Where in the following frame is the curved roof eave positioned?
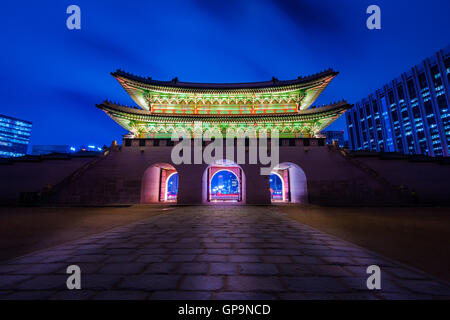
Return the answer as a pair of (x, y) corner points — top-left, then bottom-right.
(96, 101), (351, 122)
(111, 69), (338, 91)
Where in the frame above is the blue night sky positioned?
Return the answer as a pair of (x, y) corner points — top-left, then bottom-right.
(0, 0), (449, 148)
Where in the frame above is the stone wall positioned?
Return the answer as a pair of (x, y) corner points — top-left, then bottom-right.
(7, 141), (445, 206)
(49, 142), (407, 206)
(355, 157), (450, 205)
(0, 157), (95, 205)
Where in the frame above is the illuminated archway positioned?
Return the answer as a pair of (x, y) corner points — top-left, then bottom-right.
(202, 159), (245, 203)
(270, 162), (308, 204)
(141, 163), (178, 203)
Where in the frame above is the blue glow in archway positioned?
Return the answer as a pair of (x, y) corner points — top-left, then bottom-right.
(269, 173), (284, 201)
(165, 172), (178, 201)
(210, 170), (240, 201)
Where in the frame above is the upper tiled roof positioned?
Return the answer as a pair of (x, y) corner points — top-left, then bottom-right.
(111, 69), (338, 90)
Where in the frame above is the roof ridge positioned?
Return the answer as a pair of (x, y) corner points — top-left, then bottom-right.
(111, 69), (338, 89)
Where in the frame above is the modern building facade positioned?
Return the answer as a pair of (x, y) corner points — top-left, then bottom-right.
(346, 46), (450, 156)
(0, 114), (32, 158)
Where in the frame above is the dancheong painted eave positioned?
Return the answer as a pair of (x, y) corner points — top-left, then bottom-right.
(111, 69), (339, 112)
(96, 100), (351, 138)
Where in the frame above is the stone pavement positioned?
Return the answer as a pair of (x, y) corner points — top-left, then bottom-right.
(0, 206), (449, 300)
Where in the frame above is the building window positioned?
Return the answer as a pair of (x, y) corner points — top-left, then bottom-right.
(418, 72), (428, 89)
(407, 79), (417, 99)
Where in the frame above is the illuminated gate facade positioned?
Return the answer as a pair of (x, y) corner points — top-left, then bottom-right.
(95, 68), (351, 205)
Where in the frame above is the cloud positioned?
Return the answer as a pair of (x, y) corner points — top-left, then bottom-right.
(192, 0), (243, 22)
(66, 31), (162, 75)
(53, 87), (101, 109)
(268, 0), (347, 36)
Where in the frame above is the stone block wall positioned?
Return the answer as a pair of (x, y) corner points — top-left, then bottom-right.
(49, 141), (406, 206)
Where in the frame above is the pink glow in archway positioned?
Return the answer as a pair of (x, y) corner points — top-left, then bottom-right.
(141, 163), (178, 203)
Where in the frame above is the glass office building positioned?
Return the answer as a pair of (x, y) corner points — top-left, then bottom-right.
(346, 46), (450, 157)
(0, 114), (32, 158)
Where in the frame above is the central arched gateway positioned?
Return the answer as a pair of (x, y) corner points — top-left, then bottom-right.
(203, 160), (245, 203)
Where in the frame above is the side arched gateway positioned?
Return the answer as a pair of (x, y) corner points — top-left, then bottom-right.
(141, 163), (178, 203)
(270, 162), (308, 204)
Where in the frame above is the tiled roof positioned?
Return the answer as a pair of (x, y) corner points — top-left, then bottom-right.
(111, 69), (338, 90)
(97, 101), (351, 122)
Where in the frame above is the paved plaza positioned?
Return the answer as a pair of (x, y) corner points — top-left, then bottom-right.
(0, 206), (449, 300)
